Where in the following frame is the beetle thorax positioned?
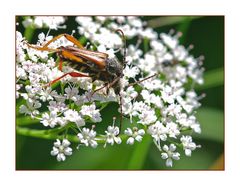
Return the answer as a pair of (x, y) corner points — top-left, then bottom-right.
(106, 58), (123, 77)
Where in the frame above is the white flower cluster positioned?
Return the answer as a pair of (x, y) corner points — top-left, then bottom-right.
(22, 16), (66, 30)
(16, 16), (203, 167)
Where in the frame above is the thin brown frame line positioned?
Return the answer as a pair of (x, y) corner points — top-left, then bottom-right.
(15, 15), (225, 171)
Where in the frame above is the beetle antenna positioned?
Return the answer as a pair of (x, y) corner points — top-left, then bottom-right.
(116, 29), (127, 67)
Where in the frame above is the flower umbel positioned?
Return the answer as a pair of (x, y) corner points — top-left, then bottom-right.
(16, 16), (204, 167)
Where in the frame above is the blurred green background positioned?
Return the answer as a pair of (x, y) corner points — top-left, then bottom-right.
(16, 16), (224, 170)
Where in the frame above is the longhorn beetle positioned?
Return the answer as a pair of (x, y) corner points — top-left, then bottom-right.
(26, 30), (156, 132)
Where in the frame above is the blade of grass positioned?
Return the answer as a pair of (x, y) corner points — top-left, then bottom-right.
(195, 68), (224, 90)
(194, 107), (224, 142)
(177, 17), (192, 43)
(127, 135), (152, 169)
(147, 16), (202, 28)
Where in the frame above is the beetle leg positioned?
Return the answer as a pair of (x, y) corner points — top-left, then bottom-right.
(26, 33), (85, 52)
(127, 73), (157, 87)
(58, 58), (63, 71)
(47, 72), (89, 86)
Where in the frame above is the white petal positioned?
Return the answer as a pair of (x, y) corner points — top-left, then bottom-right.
(114, 137), (122, 144)
(107, 126), (114, 133)
(54, 139), (61, 147)
(89, 130), (97, 138)
(62, 139), (71, 147)
(161, 153), (168, 159)
(162, 145), (169, 152)
(64, 147), (72, 156)
(185, 149), (192, 157)
(126, 137), (134, 145)
(135, 135), (143, 142)
(172, 152), (180, 160)
(188, 142), (197, 150)
(90, 140), (98, 148)
(138, 129), (145, 136)
(160, 134), (167, 141)
(57, 153), (66, 161)
(169, 144), (176, 151)
(113, 127), (120, 135)
(166, 158), (173, 167)
(50, 147), (59, 156)
(124, 128), (133, 136)
(107, 137), (114, 145)
(77, 133), (84, 140)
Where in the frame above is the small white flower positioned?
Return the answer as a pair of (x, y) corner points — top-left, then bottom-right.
(64, 109), (85, 127)
(51, 139), (72, 161)
(48, 100), (67, 113)
(40, 111), (63, 128)
(77, 128), (98, 148)
(138, 109), (157, 125)
(148, 121), (167, 148)
(188, 115), (201, 133)
(104, 126), (122, 147)
(80, 103), (102, 122)
(139, 27), (158, 40)
(166, 122), (180, 138)
(161, 144), (180, 167)
(163, 103), (182, 117)
(121, 86), (138, 103)
(16, 66), (27, 80)
(180, 135), (201, 156)
(124, 127), (145, 145)
(126, 45), (143, 64)
(176, 114), (201, 133)
(160, 33), (179, 49)
(39, 87), (56, 102)
(161, 85), (176, 104)
(65, 87), (79, 101)
(140, 89), (162, 108)
(123, 66), (140, 79)
(139, 78), (163, 91)
(34, 16), (66, 30)
(19, 99), (41, 117)
(138, 54), (156, 74)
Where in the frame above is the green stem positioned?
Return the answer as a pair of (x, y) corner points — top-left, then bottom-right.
(16, 126), (128, 143)
(16, 126), (70, 141)
(16, 116), (40, 126)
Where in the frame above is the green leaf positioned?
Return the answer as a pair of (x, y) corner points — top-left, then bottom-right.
(143, 37), (149, 53)
(194, 107), (224, 142)
(127, 135), (152, 169)
(177, 17), (192, 43)
(24, 26), (35, 42)
(196, 68), (224, 90)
